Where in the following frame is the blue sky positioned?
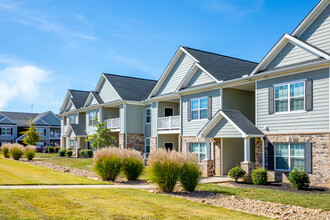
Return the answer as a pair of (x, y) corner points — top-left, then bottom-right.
(0, 0), (319, 113)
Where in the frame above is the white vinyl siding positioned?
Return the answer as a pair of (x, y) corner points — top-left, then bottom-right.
(186, 69), (215, 88)
(126, 104), (144, 134)
(299, 4), (330, 54)
(151, 102), (158, 136)
(206, 118), (242, 138)
(256, 68), (329, 133)
(156, 53), (194, 96)
(97, 78), (121, 103)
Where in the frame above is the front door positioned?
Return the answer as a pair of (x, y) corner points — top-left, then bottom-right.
(165, 143), (173, 151)
(165, 108), (174, 117)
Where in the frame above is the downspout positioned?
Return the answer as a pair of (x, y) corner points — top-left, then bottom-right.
(262, 137), (265, 168)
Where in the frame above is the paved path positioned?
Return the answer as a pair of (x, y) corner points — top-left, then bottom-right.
(0, 176), (231, 189)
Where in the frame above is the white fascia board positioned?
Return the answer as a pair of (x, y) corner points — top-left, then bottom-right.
(179, 47), (199, 62)
(102, 74), (123, 101)
(60, 91), (72, 114)
(0, 116), (16, 125)
(83, 92), (93, 108)
(292, 0), (330, 37)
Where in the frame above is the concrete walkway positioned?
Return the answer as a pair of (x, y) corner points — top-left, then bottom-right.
(0, 176), (231, 189)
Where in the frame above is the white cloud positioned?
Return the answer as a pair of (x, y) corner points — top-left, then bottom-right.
(0, 65), (49, 109)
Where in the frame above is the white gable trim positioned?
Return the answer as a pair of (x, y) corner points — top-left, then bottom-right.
(64, 99), (75, 112)
(60, 91), (72, 114)
(83, 92), (101, 108)
(251, 34), (330, 76)
(148, 47), (199, 99)
(0, 116), (16, 125)
(292, 0), (330, 37)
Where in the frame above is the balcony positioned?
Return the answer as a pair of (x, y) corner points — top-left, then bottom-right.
(106, 118), (120, 131)
(50, 133), (61, 139)
(158, 116), (180, 133)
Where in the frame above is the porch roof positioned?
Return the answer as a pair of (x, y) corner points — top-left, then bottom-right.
(66, 124), (87, 137)
(198, 109), (264, 138)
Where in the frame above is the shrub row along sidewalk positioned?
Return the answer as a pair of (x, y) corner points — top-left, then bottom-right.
(146, 189), (330, 220)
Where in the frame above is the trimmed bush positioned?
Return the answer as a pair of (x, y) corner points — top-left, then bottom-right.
(179, 158), (201, 192)
(1, 145), (10, 158)
(59, 149), (66, 157)
(122, 149), (144, 181)
(55, 146), (61, 153)
(251, 168), (268, 185)
(93, 147), (122, 181)
(25, 150), (36, 161)
(9, 144), (26, 160)
(147, 149), (183, 193)
(80, 149), (93, 158)
(228, 166), (246, 182)
(48, 147), (55, 153)
(289, 169), (310, 190)
(66, 150), (73, 157)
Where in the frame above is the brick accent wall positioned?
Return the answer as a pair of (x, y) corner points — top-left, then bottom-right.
(214, 138), (221, 176)
(264, 133), (330, 186)
(255, 137), (263, 169)
(126, 133), (144, 152)
(150, 137), (157, 152)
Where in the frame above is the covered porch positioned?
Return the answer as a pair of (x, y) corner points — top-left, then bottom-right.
(198, 109), (265, 178)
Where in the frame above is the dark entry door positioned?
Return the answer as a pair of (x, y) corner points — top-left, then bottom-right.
(165, 108), (174, 117)
(165, 143), (173, 151)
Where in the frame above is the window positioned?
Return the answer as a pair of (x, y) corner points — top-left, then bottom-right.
(89, 112), (97, 126)
(145, 109), (151, 124)
(37, 128), (45, 136)
(145, 138), (150, 153)
(1, 127), (11, 136)
(164, 108), (174, 117)
(68, 115), (76, 124)
(191, 97), (208, 120)
(190, 143), (206, 162)
(70, 140), (75, 150)
(275, 143), (305, 171)
(274, 81), (305, 113)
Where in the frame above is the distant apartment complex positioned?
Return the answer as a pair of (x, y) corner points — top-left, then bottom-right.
(59, 0), (330, 185)
(0, 111), (61, 148)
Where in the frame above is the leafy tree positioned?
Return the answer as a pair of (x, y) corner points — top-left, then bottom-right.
(85, 119), (115, 149)
(22, 118), (41, 145)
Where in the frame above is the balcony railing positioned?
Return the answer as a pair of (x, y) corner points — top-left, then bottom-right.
(50, 133), (61, 139)
(106, 118), (120, 130)
(158, 116), (180, 130)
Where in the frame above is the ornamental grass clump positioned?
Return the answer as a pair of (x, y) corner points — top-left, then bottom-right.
(25, 145), (36, 161)
(93, 147), (123, 181)
(1, 144), (10, 158)
(251, 168), (268, 185)
(179, 152), (201, 192)
(228, 166), (246, 182)
(147, 149), (183, 193)
(9, 144), (26, 160)
(122, 149), (144, 181)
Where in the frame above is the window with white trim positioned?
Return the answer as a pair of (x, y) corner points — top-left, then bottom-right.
(145, 109), (151, 124)
(88, 111), (97, 126)
(68, 115), (76, 124)
(274, 81), (305, 113)
(145, 138), (150, 153)
(1, 127), (11, 136)
(70, 140), (75, 150)
(275, 143), (305, 171)
(191, 97), (208, 120)
(190, 143), (205, 162)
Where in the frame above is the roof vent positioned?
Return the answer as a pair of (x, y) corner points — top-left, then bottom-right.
(242, 75), (248, 78)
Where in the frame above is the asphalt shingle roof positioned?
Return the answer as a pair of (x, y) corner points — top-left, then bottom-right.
(183, 47), (258, 81)
(0, 111), (60, 127)
(70, 124), (87, 136)
(69, 90), (90, 109)
(103, 73), (157, 101)
(91, 91), (104, 104)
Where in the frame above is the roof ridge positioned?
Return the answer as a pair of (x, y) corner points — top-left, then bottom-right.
(103, 73), (157, 82)
(69, 89), (91, 93)
(0, 111), (40, 115)
(182, 46), (258, 64)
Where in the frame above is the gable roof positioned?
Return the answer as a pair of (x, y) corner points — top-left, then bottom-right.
(182, 47), (258, 81)
(103, 73), (157, 101)
(0, 117), (16, 125)
(84, 91), (104, 107)
(198, 109), (263, 138)
(67, 124), (87, 136)
(69, 90), (90, 109)
(0, 111), (60, 127)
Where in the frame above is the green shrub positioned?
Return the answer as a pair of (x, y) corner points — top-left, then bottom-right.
(55, 147), (61, 153)
(228, 166), (246, 182)
(147, 149), (182, 193)
(66, 150), (73, 157)
(48, 147), (55, 153)
(58, 149), (66, 157)
(25, 150), (36, 161)
(122, 149), (144, 181)
(1, 145), (10, 158)
(179, 161), (201, 192)
(9, 144), (26, 160)
(80, 149), (93, 158)
(289, 169), (310, 190)
(251, 168), (268, 185)
(93, 147), (122, 181)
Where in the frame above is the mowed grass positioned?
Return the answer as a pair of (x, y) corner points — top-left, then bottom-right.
(0, 158), (107, 185)
(36, 154), (94, 171)
(0, 188), (268, 220)
(198, 184), (330, 211)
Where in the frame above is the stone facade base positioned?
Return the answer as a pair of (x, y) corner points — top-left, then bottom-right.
(181, 136), (206, 153)
(119, 133), (125, 150)
(150, 137), (157, 152)
(240, 161), (254, 182)
(202, 160), (214, 177)
(127, 133), (144, 152)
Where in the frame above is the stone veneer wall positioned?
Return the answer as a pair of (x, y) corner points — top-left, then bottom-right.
(214, 138), (221, 176)
(263, 133), (330, 186)
(181, 136), (205, 153)
(119, 133), (125, 150)
(150, 137), (157, 152)
(126, 133), (144, 152)
(254, 137), (263, 169)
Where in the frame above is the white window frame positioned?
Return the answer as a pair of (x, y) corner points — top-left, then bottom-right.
(88, 111), (97, 126)
(145, 138), (150, 153)
(190, 142), (206, 163)
(275, 143), (305, 172)
(191, 97), (208, 121)
(68, 115), (76, 124)
(145, 108), (151, 124)
(1, 127), (11, 136)
(273, 80), (306, 114)
(70, 139), (75, 150)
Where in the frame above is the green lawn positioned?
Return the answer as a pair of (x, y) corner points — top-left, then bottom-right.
(0, 188), (267, 220)
(0, 158), (107, 185)
(198, 184), (330, 211)
(36, 155), (94, 171)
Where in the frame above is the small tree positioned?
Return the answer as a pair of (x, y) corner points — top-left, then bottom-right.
(85, 119), (115, 149)
(21, 118), (41, 146)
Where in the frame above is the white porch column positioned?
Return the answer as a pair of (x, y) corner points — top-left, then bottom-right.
(205, 138), (211, 160)
(244, 137), (250, 162)
(99, 107), (103, 123)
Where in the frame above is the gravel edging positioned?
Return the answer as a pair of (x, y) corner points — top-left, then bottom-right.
(144, 189), (330, 220)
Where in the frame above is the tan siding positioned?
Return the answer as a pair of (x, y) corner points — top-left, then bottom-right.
(222, 138), (244, 174)
(126, 104), (144, 134)
(158, 101), (180, 117)
(157, 134), (179, 151)
(206, 118), (242, 138)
